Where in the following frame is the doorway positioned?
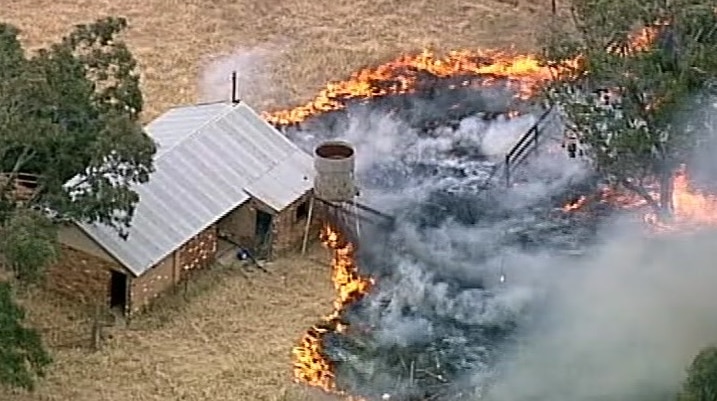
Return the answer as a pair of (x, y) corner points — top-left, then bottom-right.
(255, 210), (273, 258)
(109, 270), (127, 310)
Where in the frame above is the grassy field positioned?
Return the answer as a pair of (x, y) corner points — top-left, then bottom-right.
(3, 0), (550, 120)
(1, 1), (550, 400)
(5, 246), (335, 401)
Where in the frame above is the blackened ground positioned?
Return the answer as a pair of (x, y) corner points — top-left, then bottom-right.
(282, 76), (609, 401)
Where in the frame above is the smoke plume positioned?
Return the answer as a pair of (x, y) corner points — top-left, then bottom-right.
(481, 96), (717, 401)
(288, 89), (595, 399)
(485, 225), (717, 401)
(197, 45), (283, 106)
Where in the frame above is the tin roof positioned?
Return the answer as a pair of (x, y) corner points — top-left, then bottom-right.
(73, 102), (314, 276)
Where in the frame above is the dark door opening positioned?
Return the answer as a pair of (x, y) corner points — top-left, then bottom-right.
(109, 270), (127, 310)
(255, 210), (273, 258)
(296, 201), (309, 222)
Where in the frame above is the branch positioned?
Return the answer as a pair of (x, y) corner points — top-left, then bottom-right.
(620, 177), (660, 212)
(0, 146), (36, 197)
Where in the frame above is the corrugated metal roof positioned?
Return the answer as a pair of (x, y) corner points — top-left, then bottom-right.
(73, 102), (315, 276)
(147, 102), (230, 157)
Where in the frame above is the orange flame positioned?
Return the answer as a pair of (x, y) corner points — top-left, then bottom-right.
(643, 168), (717, 231)
(264, 24), (666, 127)
(562, 195), (588, 212)
(561, 167), (717, 232)
(291, 224), (373, 393)
(263, 50), (554, 126)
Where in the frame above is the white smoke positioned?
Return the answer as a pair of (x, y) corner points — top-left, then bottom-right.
(291, 95), (717, 400)
(484, 226), (717, 401)
(197, 45), (284, 106)
(288, 100), (594, 398)
(481, 98), (717, 401)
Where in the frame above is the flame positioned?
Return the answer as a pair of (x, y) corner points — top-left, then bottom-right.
(607, 21), (666, 54)
(643, 168), (717, 231)
(561, 167), (717, 232)
(291, 224), (373, 394)
(264, 23), (667, 127)
(263, 50), (554, 126)
(562, 195), (588, 212)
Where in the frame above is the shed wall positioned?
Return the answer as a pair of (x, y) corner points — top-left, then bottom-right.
(45, 245), (118, 305)
(128, 224), (217, 314)
(58, 224), (116, 264)
(218, 191), (320, 258)
(177, 225), (218, 276)
(129, 253), (177, 313)
(272, 191), (320, 256)
(217, 199), (272, 251)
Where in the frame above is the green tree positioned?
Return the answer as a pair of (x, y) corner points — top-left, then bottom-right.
(0, 16), (156, 278)
(540, 0), (717, 218)
(0, 17), (156, 390)
(679, 346), (717, 401)
(0, 281), (52, 391)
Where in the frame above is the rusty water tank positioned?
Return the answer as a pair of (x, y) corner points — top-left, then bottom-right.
(313, 140), (357, 202)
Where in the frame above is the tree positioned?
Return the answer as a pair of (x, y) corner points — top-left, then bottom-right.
(0, 17), (156, 390)
(678, 346), (717, 401)
(0, 281), (52, 391)
(0, 16), (156, 279)
(540, 0), (717, 218)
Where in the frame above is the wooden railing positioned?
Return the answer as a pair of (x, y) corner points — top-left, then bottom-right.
(0, 172), (39, 202)
(504, 107), (554, 187)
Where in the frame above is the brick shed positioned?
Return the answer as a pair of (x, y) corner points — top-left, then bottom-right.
(53, 101), (318, 315)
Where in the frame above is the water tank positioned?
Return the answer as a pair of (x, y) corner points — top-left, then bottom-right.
(313, 140), (357, 202)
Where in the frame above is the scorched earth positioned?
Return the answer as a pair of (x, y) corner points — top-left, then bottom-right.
(265, 50), (717, 401)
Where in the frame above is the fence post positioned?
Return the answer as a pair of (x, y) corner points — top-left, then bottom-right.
(504, 155), (511, 187)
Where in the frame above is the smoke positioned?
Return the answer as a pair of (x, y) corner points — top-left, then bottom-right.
(481, 97), (717, 401)
(686, 94), (717, 192)
(287, 86), (597, 399)
(484, 226), (717, 401)
(284, 77), (717, 400)
(197, 45), (283, 105)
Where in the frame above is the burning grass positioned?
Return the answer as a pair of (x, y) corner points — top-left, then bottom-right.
(292, 225), (373, 394)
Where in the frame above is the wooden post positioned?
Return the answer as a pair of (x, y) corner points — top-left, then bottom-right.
(353, 199), (361, 239)
(301, 196), (316, 255)
(90, 303), (102, 352)
(551, 0), (557, 15)
(505, 155), (511, 187)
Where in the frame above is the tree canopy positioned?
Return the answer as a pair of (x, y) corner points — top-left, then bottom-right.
(0, 16), (156, 278)
(540, 0), (717, 216)
(679, 346), (717, 401)
(0, 282), (51, 391)
(0, 16), (156, 391)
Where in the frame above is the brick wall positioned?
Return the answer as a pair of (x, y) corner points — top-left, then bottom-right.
(129, 253), (177, 314)
(45, 245), (117, 305)
(272, 191), (322, 257)
(178, 225), (217, 276)
(217, 192), (322, 259)
(217, 202), (255, 248)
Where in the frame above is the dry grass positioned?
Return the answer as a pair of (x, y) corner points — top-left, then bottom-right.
(2, 0), (553, 120)
(4, 245), (336, 401)
(0, 1), (551, 399)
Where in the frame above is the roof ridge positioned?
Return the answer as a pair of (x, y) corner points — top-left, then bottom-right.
(151, 102), (237, 161)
